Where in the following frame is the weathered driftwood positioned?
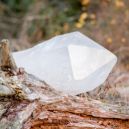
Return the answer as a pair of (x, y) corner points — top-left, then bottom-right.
(0, 39), (17, 71)
(0, 39), (129, 129)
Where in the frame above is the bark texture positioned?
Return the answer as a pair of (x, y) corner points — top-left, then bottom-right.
(0, 39), (17, 70)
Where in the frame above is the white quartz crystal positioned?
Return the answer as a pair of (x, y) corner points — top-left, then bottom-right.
(13, 32), (117, 95)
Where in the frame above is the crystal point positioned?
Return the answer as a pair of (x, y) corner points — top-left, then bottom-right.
(13, 32), (117, 95)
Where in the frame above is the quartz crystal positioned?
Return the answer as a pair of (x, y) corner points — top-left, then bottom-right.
(13, 32), (117, 95)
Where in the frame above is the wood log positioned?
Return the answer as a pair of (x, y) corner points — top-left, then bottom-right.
(0, 39), (128, 129)
(0, 39), (17, 71)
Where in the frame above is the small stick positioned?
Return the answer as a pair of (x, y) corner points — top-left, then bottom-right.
(0, 39), (17, 71)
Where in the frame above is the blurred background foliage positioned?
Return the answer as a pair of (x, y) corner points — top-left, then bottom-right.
(0, 0), (129, 52)
(1, 0), (33, 13)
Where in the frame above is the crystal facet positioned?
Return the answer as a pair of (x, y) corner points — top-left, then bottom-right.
(13, 32), (117, 95)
